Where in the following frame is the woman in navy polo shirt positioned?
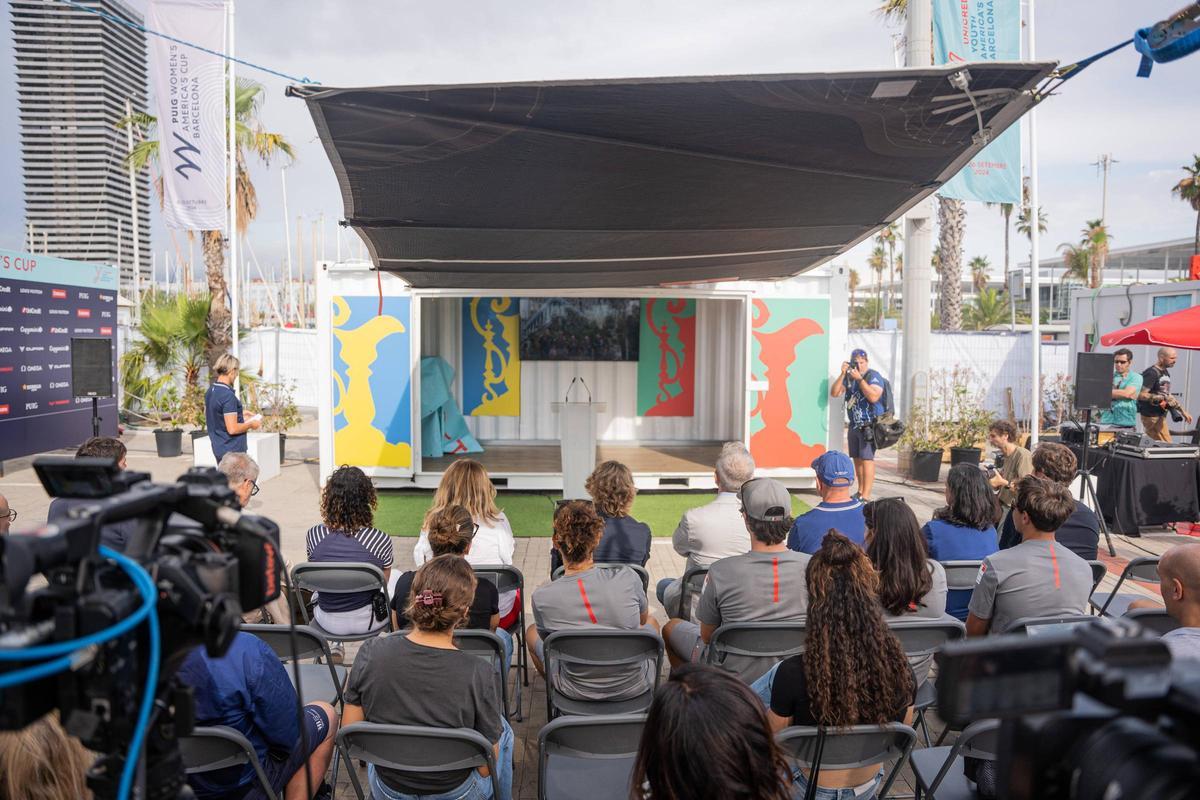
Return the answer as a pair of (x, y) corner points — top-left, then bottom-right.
(204, 354), (261, 463)
(922, 463), (1001, 620)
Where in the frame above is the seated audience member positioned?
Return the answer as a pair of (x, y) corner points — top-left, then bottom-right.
(922, 463), (1001, 620)
(967, 476), (1094, 636)
(392, 505), (512, 673)
(786, 450), (865, 554)
(550, 460), (651, 574)
(0, 492), (13, 536)
(663, 478), (809, 679)
(987, 419), (1033, 513)
(1128, 542), (1200, 663)
(178, 630), (338, 800)
(414, 459), (519, 629)
(342, 555), (512, 800)
(218, 453), (292, 625)
(528, 500), (659, 703)
(631, 664), (792, 800)
(865, 498), (947, 685)
(47, 437), (137, 550)
(305, 466), (394, 636)
(755, 532), (915, 799)
(998, 442), (1099, 559)
(657, 442), (755, 617)
(0, 712), (94, 800)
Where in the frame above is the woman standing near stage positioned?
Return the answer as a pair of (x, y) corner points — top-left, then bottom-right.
(204, 354), (261, 463)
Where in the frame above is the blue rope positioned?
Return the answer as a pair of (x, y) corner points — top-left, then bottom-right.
(55, 0), (318, 85)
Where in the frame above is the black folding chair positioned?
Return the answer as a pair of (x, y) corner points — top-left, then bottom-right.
(939, 561), (984, 592)
(911, 719), (1001, 800)
(543, 629), (663, 719)
(704, 621), (807, 684)
(337, 722), (501, 800)
(1124, 606), (1180, 636)
(1086, 560), (1108, 598)
(180, 726), (279, 800)
(473, 563), (529, 701)
(1007, 614), (1098, 635)
(888, 617), (965, 747)
(775, 722), (918, 800)
(454, 629), (517, 721)
(676, 565), (710, 622)
(243, 623), (347, 707)
(291, 562), (392, 651)
(551, 563), (651, 595)
(1090, 556), (1160, 617)
(538, 714), (646, 800)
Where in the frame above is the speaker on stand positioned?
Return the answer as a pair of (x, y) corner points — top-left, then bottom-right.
(71, 337), (114, 438)
(1073, 351), (1116, 556)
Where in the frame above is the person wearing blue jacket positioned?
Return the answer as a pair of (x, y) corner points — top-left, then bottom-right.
(921, 463), (1001, 621)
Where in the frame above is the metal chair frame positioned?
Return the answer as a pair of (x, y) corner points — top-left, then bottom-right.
(180, 726), (280, 800)
(1090, 556), (1160, 617)
(911, 719), (1001, 800)
(336, 722), (501, 800)
(775, 722), (918, 800)
(542, 628), (664, 719)
(676, 565), (710, 622)
(887, 617), (965, 747)
(704, 621), (807, 684)
(537, 714), (647, 800)
(453, 628), (513, 721)
(473, 564), (529, 715)
(291, 562), (393, 648)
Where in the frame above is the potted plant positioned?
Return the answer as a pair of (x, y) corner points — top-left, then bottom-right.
(152, 385), (184, 457)
(949, 404), (993, 466)
(257, 381), (302, 462)
(178, 382), (208, 452)
(900, 405), (945, 483)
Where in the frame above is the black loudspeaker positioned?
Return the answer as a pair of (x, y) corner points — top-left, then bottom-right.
(1074, 351), (1114, 411)
(71, 337), (113, 398)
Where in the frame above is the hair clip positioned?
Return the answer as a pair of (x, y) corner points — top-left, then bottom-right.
(414, 589), (444, 607)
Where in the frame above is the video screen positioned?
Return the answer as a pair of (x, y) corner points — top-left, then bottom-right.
(519, 298), (640, 361)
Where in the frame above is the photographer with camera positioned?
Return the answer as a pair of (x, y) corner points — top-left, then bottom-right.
(967, 476), (1094, 636)
(830, 348), (885, 500)
(1137, 347), (1192, 442)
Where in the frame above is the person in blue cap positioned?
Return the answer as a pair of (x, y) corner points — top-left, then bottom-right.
(830, 348), (886, 500)
(786, 450), (867, 554)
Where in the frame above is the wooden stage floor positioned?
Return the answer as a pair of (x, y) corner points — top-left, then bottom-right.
(421, 443), (722, 475)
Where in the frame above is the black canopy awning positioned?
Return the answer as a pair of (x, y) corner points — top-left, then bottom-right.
(289, 64), (1053, 289)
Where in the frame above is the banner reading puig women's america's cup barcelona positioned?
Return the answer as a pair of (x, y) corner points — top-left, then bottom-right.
(147, 0), (228, 231)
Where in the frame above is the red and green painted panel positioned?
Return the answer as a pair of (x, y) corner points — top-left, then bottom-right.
(636, 298), (696, 417)
(749, 298), (829, 469)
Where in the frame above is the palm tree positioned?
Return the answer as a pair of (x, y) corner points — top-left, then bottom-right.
(1016, 204), (1048, 242)
(969, 255), (991, 294)
(876, 222), (902, 312)
(937, 197), (966, 330)
(852, 298), (884, 330)
(120, 292), (211, 416)
(986, 202), (1016, 290)
(867, 245), (887, 327)
(1172, 154), (1200, 255)
(849, 268), (860, 310)
(121, 79), (294, 370)
(963, 287), (1010, 331)
(1057, 242), (1091, 286)
(1081, 219), (1110, 288)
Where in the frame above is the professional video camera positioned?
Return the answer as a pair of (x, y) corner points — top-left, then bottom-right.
(0, 456), (283, 800)
(935, 617), (1200, 800)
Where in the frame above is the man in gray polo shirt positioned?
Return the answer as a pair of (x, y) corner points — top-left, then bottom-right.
(967, 475), (1093, 635)
(662, 477), (809, 682)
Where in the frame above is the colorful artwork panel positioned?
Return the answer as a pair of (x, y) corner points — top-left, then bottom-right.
(463, 297), (521, 416)
(637, 298), (697, 416)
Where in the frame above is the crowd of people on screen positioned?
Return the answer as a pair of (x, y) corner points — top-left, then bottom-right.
(4, 435), (1200, 800)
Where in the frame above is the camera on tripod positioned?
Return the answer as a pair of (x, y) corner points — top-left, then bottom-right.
(935, 616), (1200, 799)
(0, 456), (284, 799)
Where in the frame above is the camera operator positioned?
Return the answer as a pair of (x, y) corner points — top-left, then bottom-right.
(831, 348), (885, 500)
(0, 492), (13, 536)
(1127, 542), (1200, 663)
(987, 420), (1033, 513)
(46, 437), (137, 551)
(1137, 347), (1192, 442)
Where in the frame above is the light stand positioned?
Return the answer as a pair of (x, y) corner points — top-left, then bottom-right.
(1075, 409), (1117, 557)
(91, 396), (101, 438)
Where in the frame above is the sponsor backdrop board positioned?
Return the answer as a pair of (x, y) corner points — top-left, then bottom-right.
(0, 249), (118, 461)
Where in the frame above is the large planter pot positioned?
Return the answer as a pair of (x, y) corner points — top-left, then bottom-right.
(278, 432), (287, 463)
(910, 450), (943, 482)
(950, 446), (983, 467)
(155, 428), (184, 458)
(188, 429), (207, 453)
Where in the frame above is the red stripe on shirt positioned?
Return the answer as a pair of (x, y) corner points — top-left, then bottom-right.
(772, 557), (780, 603)
(1049, 542), (1061, 589)
(577, 579), (598, 623)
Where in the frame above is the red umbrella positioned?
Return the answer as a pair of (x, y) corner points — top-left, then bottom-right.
(1100, 304), (1200, 350)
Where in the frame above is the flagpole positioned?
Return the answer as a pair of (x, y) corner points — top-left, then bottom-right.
(1028, 0), (1041, 445)
(227, 0), (239, 368)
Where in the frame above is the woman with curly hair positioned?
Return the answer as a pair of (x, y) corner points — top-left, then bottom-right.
(549, 460), (651, 573)
(414, 459), (520, 628)
(631, 664), (792, 800)
(922, 463), (1000, 620)
(305, 465), (394, 636)
(752, 531), (915, 799)
(0, 713), (94, 800)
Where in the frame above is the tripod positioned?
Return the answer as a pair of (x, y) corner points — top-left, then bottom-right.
(1075, 409), (1117, 557)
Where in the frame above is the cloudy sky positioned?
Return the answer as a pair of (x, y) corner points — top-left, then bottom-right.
(1, 0), (1197, 286)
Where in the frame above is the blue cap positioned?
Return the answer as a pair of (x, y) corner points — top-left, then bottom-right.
(851, 348), (868, 360)
(813, 450), (855, 487)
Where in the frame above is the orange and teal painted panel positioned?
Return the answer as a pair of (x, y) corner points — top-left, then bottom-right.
(637, 298), (696, 417)
(462, 297), (521, 416)
(331, 295), (412, 469)
(749, 298), (829, 469)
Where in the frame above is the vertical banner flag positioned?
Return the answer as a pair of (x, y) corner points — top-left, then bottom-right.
(146, 0), (228, 230)
(933, 0), (1021, 204)
(637, 298), (696, 416)
(462, 297), (521, 416)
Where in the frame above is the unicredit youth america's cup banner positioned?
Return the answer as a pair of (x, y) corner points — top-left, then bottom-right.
(147, 0), (228, 231)
(933, 0), (1021, 204)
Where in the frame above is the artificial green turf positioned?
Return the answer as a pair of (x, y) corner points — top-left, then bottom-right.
(374, 491), (810, 537)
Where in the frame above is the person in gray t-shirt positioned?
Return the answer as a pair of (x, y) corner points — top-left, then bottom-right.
(663, 477), (809, 682)
(528, 500), (659, 702)
(1127, 542), (1200, 663)
(968, 476), (1093, 635)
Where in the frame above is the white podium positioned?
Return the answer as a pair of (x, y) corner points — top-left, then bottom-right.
(192, 431), (281, 483)
(550, 401), (606, 499)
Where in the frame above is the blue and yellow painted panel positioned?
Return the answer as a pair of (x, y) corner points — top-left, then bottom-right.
(462, 297), (521, 416)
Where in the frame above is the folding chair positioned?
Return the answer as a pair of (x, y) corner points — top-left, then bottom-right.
(543, 629), (664, 719)
(454, 629), (515, 721)
(243, 623), (346, 707)
(775, 722), (918, 800)
(291, 562), (392, 650)
(551, 563), (651, 595)
(1086, 560), (1108, 598)
(1090, 556), (1160, 618)
(888, 617), (965, 747)
(704, 621), (806, 684)
(1008, 615), (1097, 635)
(1124, 606), (1180, 636)
(940, 561), (984, 592)
(473, 564), (528, 708)
(180, 726), (279, 800)
(337, 722), (500, 800)
(537, 714), (647, 800)
(910, 719), (1000, 800)
(676, 565), (710, 622)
